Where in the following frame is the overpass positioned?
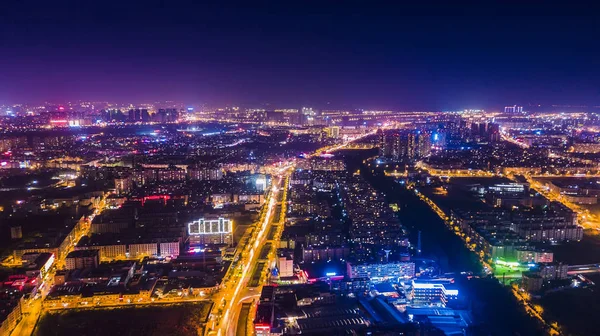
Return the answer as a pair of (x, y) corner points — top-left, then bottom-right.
(568, 264), (600, 275)
(339, 143), (376, 150)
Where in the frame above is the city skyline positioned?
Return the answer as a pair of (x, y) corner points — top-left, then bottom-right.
(2, 2), (600, 336)
(1, 2), (599, 110)
(3, 100), (600, 113)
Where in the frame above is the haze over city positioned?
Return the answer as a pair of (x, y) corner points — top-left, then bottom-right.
(1, 2), (599, 109)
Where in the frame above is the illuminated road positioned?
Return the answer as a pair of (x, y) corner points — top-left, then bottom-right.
(228, 174), (289, 336)
(411, 183), (561, 334)
(209, 132), (378, 336)
(512, 287), (561, 335)
(508, 173), (600, 230)
(10, 196), (106, 336)
(416, 163), (600, 231)
(500, 131), (529, 149)
(411, 186), (493, 275)
(207, 171), (286, 336)
(10, 299), (42, 336)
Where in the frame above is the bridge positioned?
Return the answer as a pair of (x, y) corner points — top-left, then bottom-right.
(339, 143), (376, 150)
(568, 264), (600, 275)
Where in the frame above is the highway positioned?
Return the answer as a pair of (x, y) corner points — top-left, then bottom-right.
(227, 176), (289, 336)
(568, 264), (600, 275)
(209, 131), (378, 336)
(208, 169), (288, 336)
(509, 173), (600, 230)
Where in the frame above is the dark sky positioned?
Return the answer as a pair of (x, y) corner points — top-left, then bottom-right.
(0, 1), (598, 110)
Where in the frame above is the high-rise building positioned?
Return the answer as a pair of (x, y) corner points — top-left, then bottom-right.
(377, 129), (385, 155)
(141, 109), (150, 121)
(407, 132), (418, 160)
(127, 108), (145, 121)
(391, 132), (406, 160)
(381, 130), (424, 162)
(102, 108), (126, 122)
(488, 123), (501, 142)
(156, 108), (179, 122)
(417, 131), (432, 158)
(478, 123), (487, 137)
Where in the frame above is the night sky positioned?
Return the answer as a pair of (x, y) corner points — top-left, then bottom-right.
(0, 1), (598, 110)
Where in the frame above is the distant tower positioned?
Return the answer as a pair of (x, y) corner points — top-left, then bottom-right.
(384, 249), (392, 263)
(417, 231), (422, 255)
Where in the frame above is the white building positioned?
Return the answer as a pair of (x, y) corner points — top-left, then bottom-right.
(160, 241), (180, 257)
(188, 217), (233, 246)
(276, 256), (294, 277)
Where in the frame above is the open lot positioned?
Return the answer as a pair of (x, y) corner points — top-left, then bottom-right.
(33, 302), (212, 336)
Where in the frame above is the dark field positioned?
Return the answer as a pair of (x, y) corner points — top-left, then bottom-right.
(33, 302), (212, 336)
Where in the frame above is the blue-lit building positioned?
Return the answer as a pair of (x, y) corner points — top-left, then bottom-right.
(347, 261), (415, 283)
(410, 279), (459, 308)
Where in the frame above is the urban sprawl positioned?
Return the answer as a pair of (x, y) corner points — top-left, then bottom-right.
(1, 103), (600, 335)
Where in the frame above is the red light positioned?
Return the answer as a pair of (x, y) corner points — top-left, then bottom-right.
(141, 195), (171, 206)
(58, 106), (65, 111)
(255, 325), (270, 330)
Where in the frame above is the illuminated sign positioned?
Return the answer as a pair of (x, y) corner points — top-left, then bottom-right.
(412, 283), (445, 289)
(188, 218), (232, 235)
